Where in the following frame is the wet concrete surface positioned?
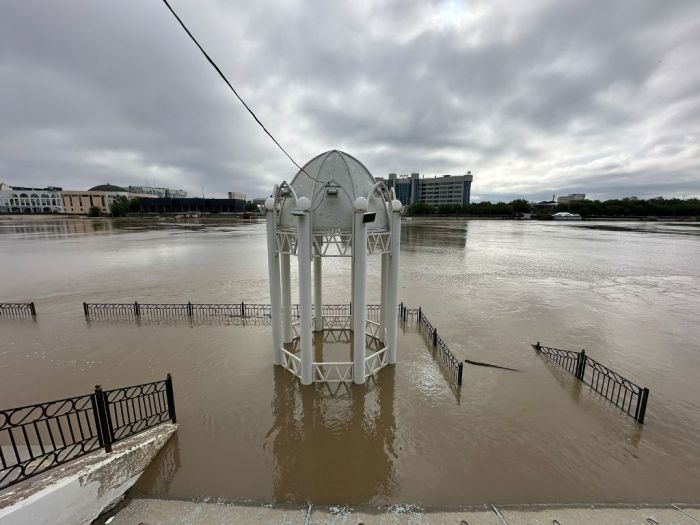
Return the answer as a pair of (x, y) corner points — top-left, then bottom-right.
(101, 499), (700, 525)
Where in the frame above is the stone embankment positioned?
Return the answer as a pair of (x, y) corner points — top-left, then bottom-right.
(0, 424), (177, 525)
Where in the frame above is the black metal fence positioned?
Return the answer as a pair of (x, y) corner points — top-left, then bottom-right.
(83, 301), (386, 322)
(402, 304), (463, 386)
(533, 343), (649, 423)
(0, 375), (176, 489)
(0, 302), (36, 318)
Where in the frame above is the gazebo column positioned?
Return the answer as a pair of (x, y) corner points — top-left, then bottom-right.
(380, 252), (389, 342)
(352, 197), (369, 385)
(350, 256), (355, 327)
(281, 253), (292, 343)
(314, 254), (323, 332)
(386, 200), (402, 364)
(265, 199), (282, 365)
(295, 198), (314, 385)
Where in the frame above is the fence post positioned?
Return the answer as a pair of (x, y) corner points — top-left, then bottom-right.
(93, 385), (113, 453)
(187, 301), (193, 317)
(83, 302), (89, 317)
(241, 301), (246, 318)
(535, 341), (541, 351)
(637, 387), (650, 424)
(576, 349), (587, 380)
(30, 302), (36, 316)
(432, 328), (437, 347)
(134, 301), (140, 317)
(418, 306), (422, 321)
(165, 373), (177, 423)
(457, 362), (464, 385)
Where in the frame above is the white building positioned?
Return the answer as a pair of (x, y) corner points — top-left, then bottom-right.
(0, 183), (64, 214)
(228, 192), (246, 200)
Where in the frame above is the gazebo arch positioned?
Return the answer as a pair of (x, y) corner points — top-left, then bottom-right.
(265, 150), (402, 385)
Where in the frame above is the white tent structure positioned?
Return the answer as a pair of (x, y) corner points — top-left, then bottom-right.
(265, 150), (402, 385)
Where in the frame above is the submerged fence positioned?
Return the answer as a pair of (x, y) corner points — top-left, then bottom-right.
(401, 303), (463, 386)
(0, 375), (176, 489)
(533, 343), (649, 423)
(0, 302), (36, 318)
(83, 301), (383, 322)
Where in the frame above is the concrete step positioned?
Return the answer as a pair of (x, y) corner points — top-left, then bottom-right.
(100, 498), (700, 525)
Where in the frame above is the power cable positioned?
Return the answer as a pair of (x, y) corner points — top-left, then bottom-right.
(160, 0), (322, 184)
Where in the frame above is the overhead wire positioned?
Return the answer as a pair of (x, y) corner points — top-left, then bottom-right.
(160, 0), (322, 184)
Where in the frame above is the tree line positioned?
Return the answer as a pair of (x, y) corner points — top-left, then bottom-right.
(406, 197), (700, 218)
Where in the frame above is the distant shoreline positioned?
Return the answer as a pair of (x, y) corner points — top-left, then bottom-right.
(0, 213), (698, 222)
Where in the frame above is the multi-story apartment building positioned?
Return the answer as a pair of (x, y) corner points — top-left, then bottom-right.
(0, 183), (64, 214)
(378, 172), (473, 207)
(228, 192), (247, 201)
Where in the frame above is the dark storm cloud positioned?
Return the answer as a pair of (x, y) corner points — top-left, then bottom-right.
(1, 0), (699, 200)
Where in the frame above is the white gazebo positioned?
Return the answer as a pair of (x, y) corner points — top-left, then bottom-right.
(265, 150), (402, 385)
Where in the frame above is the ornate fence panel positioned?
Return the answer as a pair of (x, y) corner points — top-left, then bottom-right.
(102, 378), (175, 443)
(531, 344), (582, 377)
(414, 307), (463, 386)
(583, 355), (649, 422)
(533, 343), (649, 423)
(399, 303), (420, 322)
(0, 375), (176, 489)
(0, 394), (101, 488)
(0, 302), (36, 318)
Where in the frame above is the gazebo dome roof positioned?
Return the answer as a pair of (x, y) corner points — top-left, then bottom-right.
(277, 150), (389, 231)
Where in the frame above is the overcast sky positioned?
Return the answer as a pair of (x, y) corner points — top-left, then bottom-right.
(1, 0), (699, 201)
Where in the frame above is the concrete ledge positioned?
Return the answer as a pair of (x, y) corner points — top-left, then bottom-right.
(0, 423), (177, 525)
(102, 499), (700, 525)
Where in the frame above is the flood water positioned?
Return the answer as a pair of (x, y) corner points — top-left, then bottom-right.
(1, 216), (699, 506)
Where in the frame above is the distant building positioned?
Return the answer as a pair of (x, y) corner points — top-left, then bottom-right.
(252, 198), (267, 206)
(532, 200), (557, 209)
(0, 183), (63, 214)
(532, 194), (558, 209)
(557, 193), (586, 204)
(228, 191), (247, 201)
(128, 186), (187, 198)
(60, 184), (129, 215)
(377, 172), (473, 207)
(135, 197), (246, 214)
(60, 184), (155, 215)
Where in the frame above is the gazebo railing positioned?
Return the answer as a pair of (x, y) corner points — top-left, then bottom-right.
(365, 347), (389, 377)
(279, 348), (301, 377)
(313, 362), (353, 382)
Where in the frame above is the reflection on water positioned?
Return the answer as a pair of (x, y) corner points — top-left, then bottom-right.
(267, 366), (396, 504)
(2, 216), (700, 505)
(0, 217), (116, 238)
(136, 431), (182, 494)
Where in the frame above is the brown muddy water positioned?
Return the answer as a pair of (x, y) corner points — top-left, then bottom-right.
(1, 216), (699, 506)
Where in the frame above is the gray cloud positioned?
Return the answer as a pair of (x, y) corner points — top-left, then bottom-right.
(1, 0), (699, 201)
